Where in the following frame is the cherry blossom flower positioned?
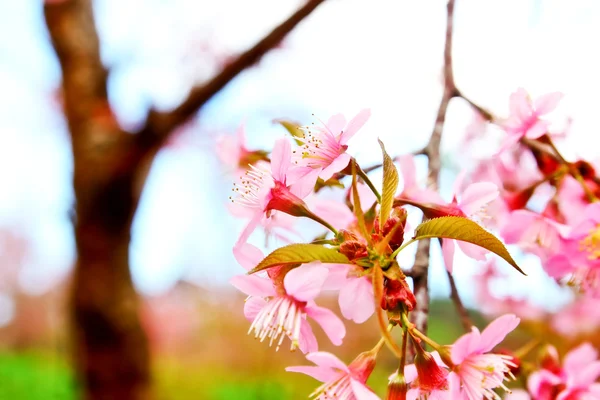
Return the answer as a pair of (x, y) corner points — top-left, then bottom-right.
(499, 88), (563, 152)
(230, 262), (345, 353)
(396, 154), (444, 204)
(528, 343), (600, 400)
(500, 209), (569, 261)
(229, 138), (320, 245)
(286, 351), (380, 399)
(325, 263), (375, 324)
(290, 109), (371, 183)
(450, 314), (520, 400)
(551, 297), (600, 338)
(216, 124), (268, 172)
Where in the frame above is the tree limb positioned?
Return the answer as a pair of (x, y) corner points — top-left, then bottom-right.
(409, 0), (457, 336)
(136, 0), (327, 155)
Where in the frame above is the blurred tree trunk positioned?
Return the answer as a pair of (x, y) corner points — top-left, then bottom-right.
(44, 0), (326, 398)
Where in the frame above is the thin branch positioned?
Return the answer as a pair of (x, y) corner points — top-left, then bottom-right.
(409, 0), (457, 337)
(137, 0), (327, 154)
(446, 269), (473, 331)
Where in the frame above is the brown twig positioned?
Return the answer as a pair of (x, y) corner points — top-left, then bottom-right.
(446, 268), (473, 331)
(409, 0), (457, 338)
(137, 0), (327, 156)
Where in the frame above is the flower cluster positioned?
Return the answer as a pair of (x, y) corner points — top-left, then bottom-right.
(217, 88), (600, 399)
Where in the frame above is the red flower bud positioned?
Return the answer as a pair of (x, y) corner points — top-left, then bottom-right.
(413, 351), (449, 392)
(374, 207), (408, 250)
(386, 373), (408, 400)
(339, 241), (369, 261)
(266, 181), (312, 218)
(381, 278), (416, 312)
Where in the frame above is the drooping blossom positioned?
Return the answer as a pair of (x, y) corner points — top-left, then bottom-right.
(230, 262), (345, 353)
(402, 351), (456, 400)
(499, 88), (563, 152)
(544, 202), (600, 298)
(286, 351), (381, 399)
(229, 138), (320, 245)
(528, 342), (600, 400)
(290, 109), (371, 183)
(450, 314), (520, 400)
(500, 209), (569, 261)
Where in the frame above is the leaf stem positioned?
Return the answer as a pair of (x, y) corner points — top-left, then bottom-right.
(390, 238), (416, 259)
(357, 165), (382, 203)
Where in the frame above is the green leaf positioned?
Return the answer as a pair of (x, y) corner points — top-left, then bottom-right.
(274, 119), (304, 146)
(413, 216), (525, 274)
(248, 244), (350, 274)
(378, 139), (399, 229)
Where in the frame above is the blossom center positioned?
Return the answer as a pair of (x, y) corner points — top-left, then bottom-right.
(311, 375), (353, 399)
(230, 164), (274, 208)
(580, 225), (600, 260)
(247, 295), (306, 351)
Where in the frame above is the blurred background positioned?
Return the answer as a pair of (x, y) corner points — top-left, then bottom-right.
(1, 0), (600, 398)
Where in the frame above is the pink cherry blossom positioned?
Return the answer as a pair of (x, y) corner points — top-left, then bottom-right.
(286, 351), (380, 399)
(499, 88), (563, 152)
(290, 109), (371, 183)
(230, 262), (345, 353)
(230, 138), (320, 245)
(216, 124), (249, 171)
(450, 314), (520, 400)
(500, 209), (569, 261)
(397, 154), (444, 204)
(528, 343), (600, 400)
(551, 297), (600, 338)
(325, 264), (375, 324)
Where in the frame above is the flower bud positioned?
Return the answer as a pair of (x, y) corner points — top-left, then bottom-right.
(386, 373), (407, 400)
(538, 344), (561, 375)
(266, 181), (312, 218)
(339, 241), (368, 261)
(348, 350), (378, 383)
(381, 278), (416, 312)
(374, 207), (408, 251)
(413, 351), (449, 392)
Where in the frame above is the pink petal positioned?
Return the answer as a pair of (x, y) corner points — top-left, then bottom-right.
(233, 242), (264, 270)
(563, 343), (599, 374)
(451, 327), (481, 364)
(306, 304), (346, 346)
(244, 297), (266, 321)
(527, 370), (563, 395)
(339, 276), (375, 323)
(459, 182), (499, 216)
(322, 264), (351, 291)
(570, 361), (600, 388)
(398, 154), (417, 190)
(442, 239), (455, 273)
(230, 275), (275, 297)
(349, 379), (380, 400)
(509, 88), (532, 122)
(544, 255), (574, 278)
(477, 314), (520, 353)
(403, 365), (418, 383)
(284, 262), (328, 301)
(457, 240), (488, 261)
(320, 153), (351, 181)
(285, 365), (341, 383)
(306, 351), (350, 372)
(500, 210), (538, 244)
(298, 319), (319, 354)
(270, 138), (291, 182)
(326, 113), (347, 137)
(236, 212), (264, 246)
(583, 202), (600, 224)
(289, 167), (320, 198)
(534, 92), (563, 115)
(452, 170), (468, 199)
(525, 120), (549, 139)
(339, 108), (371, 144)
(495, 133), (523, 155)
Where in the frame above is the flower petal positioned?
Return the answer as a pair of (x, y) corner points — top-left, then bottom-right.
(270, 138), (291, 182)
(459, 182), (499, 216)
(285, 365), (341, 383)
(451, 326), (481, 364)
(534, 92), (563, 115)
(563, 342), (599, 375)
(509, 88), (532, 122)
(525, 120), (549, 139)
(244, 297), (266, 321)
(230, 275), (275, 297)
(326, 113), (347, 137)
(478, 314), (520, 353)
(398, 154), (417, 191)
(339, 276), (375, 323)
(500, 210), (538, 244)
(306, 351), (350, 372)
(442, 239), (455, 273)
(320, 153), (351, 181)
(339, 108), (371, 144)
(284, 262), (328, 301)
(289, 167), (320, 198)
(298, 319), (319, 354)
(349, 379), (380, 400)
(457, 240), (488, 261)
(233, 242), (264, 270)
(322, 264), (351, 291)
(306, 304), (347, 346)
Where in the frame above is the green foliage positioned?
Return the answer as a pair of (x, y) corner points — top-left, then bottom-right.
(413, 216), (524, 274)
(377, 139), (399, 229)
(210, 381), (289, 400)
(248, 244), (350, 274)
(351, 161), (371, 244)
(0, 351), (77, 400)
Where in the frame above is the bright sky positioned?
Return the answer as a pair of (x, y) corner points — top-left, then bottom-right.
(1, 0), (599, 321)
